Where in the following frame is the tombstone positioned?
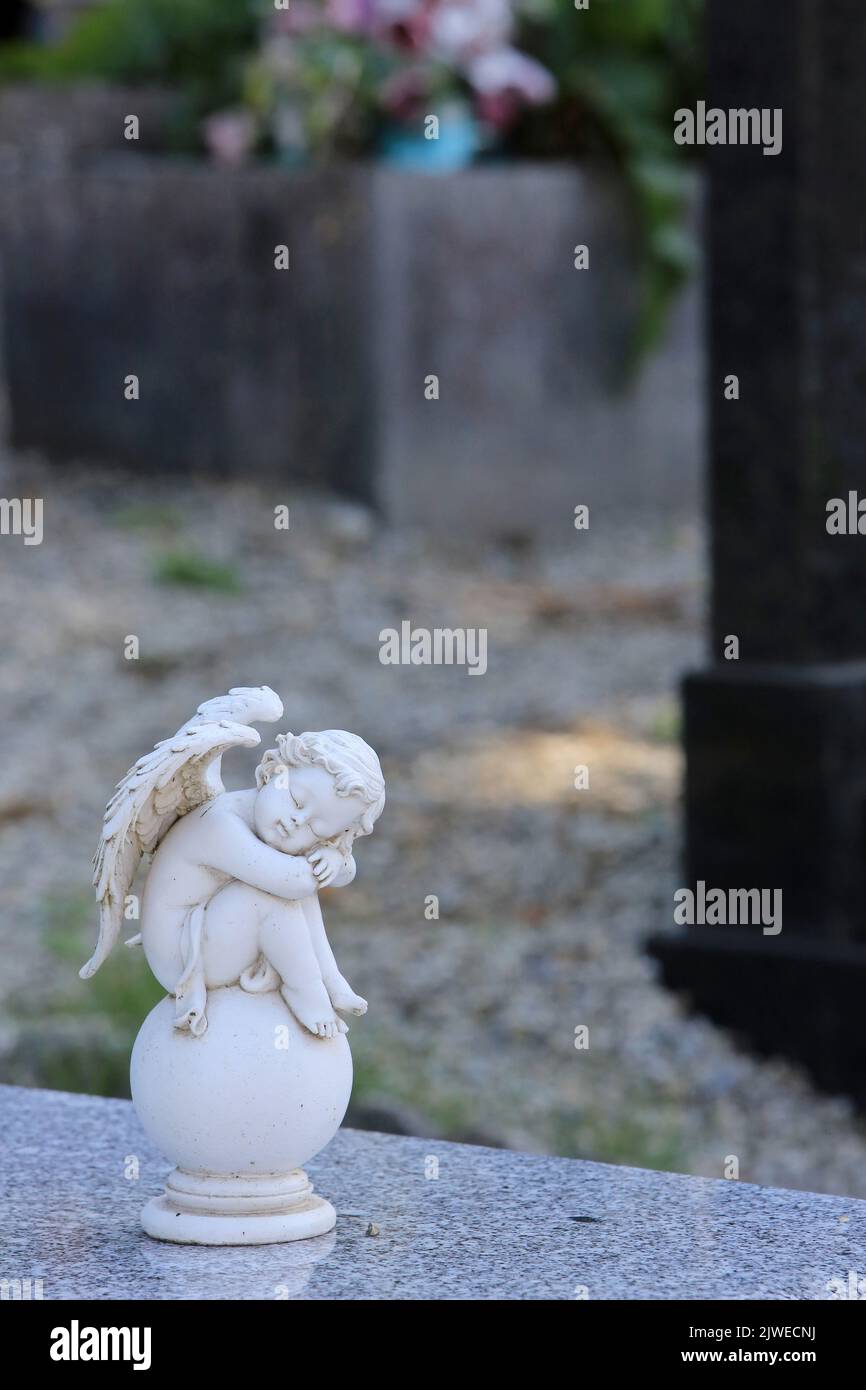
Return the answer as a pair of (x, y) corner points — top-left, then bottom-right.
(649, 0), (866, 1104)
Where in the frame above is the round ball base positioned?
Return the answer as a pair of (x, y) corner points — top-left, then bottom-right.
(140, 1167), (337, 1246)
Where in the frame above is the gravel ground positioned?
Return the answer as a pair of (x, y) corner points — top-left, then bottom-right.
(2, 449), (866, 1199)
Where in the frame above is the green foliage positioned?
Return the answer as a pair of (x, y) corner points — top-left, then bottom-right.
(244, 29), (400, 160)
(516, 0), (705, 362)
(0, 0), (259, 141)
(649, 696), (682, 745)
(349, 1032), (481, 1138)
(41, 893), (163, 1035)
(5, 892), (163, 1099)
(9, 0), (256, 84)
(153, 548), (242, 593)
(113, 501), (183, 532)
(554, 1094), (688, 1173)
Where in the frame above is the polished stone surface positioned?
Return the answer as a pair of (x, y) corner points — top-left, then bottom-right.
(2, 1084), (864, 1300)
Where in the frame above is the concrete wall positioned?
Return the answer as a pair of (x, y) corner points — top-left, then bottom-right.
(374, 167), (704, 537)
(0, 85), (704, 535)
(2, 157), (378, 496)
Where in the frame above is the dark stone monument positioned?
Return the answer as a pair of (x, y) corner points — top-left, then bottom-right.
(650, 0), (866, 1105)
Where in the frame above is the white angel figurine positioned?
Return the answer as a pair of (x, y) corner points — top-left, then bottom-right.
(81, 687), (387, 1245)
(83, 686), (385, 1038)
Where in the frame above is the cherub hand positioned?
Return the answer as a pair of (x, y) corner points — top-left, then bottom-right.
(307, 844), (346, 888)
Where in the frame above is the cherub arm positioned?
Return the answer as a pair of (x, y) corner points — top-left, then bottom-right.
(201, 813), (319, 899)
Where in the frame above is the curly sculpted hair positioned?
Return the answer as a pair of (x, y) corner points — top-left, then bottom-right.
(255, 729), (386, 847)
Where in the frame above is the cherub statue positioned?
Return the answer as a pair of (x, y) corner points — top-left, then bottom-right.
(82, 686), (386, 1245)
(82, 687), (385, 1040)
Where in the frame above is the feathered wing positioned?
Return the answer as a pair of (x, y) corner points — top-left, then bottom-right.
(82, 686), (283, 980)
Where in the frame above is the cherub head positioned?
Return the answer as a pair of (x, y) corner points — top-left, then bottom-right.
(254, 729), (385, 856)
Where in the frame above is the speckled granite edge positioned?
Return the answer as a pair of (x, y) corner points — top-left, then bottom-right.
(2, 1084), (865, 1300)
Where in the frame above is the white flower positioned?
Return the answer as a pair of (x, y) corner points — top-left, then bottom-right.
(428, 0), (514, 62)
(468, 46), (556, 104)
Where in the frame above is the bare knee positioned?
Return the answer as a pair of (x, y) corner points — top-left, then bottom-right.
(258, 898), (308, 954)
(208, 881), (272, 922)
(201, 882), (269, 986)
(260, 897), (307, 929)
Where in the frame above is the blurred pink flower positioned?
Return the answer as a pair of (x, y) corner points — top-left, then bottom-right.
(469, 46), (556, 106)
(373, 0), (432, 53)
(428, 0), (512, 62)
(374, 0), (426, 22)
(474, 89), (519, 129)
(202, 110), (257, 164)
(326, 0), (375, 32)
(270, 2), (323, 37)
(379, 62), (436, 118)
(255, 0), (558, 146)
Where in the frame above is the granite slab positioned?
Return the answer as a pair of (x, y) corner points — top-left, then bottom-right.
(1, 1084), (864, 1300)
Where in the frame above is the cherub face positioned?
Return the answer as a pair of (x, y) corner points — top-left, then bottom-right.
(254, 763), (366, 854)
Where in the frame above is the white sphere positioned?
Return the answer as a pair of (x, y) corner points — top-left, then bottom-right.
(131, 986), (352, 1176)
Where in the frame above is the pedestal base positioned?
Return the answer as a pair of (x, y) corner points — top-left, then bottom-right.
(683, 662), (866, 940)
(648, 928), (866, 1109)
(141, 1168), (337, 1246)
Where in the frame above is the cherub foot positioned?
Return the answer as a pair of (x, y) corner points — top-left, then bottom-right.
(324, 974), (368, 1017)
(280, 981), (343, 1039)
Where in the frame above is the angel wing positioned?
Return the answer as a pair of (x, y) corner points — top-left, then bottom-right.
(81, 685), (283, 981)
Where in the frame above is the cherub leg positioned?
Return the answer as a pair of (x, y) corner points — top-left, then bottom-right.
(199, 882), (263, 987)
(200, 883), (343, 1038)
(179, 881), (266, 1035)
(258, 900), (344, 1039)
(301, 896), (367, 1017)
